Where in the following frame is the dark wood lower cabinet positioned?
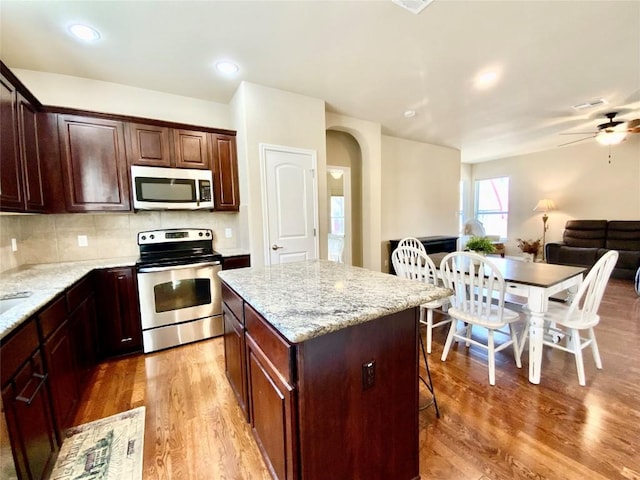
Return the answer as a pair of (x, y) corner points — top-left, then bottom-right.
(2, 349), (58, 480)
(221, 278), (420, 480)
(246, 333), (297, 480)
(223, 303), (249, 421)
(95, 267), (142, 358)
(1, 268), (144, 478)
(43, 319), (79, 441)
(222, 254), (251, 270)
(68, 295), (97, 387)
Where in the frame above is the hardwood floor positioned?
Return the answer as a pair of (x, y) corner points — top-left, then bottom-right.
(74, 278), (640, 479)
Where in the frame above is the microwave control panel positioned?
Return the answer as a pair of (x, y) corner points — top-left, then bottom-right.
(199, 180), (212, 202)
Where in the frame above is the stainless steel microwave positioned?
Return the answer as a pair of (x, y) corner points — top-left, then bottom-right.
(131, 165), (214, 210)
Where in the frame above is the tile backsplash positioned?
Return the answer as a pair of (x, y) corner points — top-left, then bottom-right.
(0, 211), (243, 273)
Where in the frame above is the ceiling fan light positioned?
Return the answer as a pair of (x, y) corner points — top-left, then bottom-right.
(595, 130), (626, 146)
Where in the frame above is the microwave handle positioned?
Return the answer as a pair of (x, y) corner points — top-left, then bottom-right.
(138, 261), (220, 274)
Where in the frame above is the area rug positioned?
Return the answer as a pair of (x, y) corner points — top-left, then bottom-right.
(49, 406), (145, 480)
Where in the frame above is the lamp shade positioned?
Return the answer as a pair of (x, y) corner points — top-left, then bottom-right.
(533, 199), (556, 212)
(595, 130), (627, 146)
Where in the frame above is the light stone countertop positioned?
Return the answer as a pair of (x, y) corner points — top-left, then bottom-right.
(218, 260), (452, 344)
(0, 257), (138, 341)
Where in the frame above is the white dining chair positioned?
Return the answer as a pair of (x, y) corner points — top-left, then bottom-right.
(397, 236), (427, 254)
(439, 251), (524, 385)
(391, 245), (444, 416)
(393, 243), (451, 353)
(521, 250), (618, 386)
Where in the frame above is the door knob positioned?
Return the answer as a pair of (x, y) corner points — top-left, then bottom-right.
(272, 244), (284, 251)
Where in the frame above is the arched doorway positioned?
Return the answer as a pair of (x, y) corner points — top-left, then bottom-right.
(326, 130), (363, 267)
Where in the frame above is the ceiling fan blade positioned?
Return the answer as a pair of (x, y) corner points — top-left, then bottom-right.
(558, 135), (596, 147)
(627, 118), (640, 133)
(559, 131), (598, 135)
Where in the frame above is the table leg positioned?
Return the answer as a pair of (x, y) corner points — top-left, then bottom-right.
(527, 287), (546, 384)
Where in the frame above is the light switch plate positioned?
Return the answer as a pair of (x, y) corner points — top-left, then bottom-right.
(225, 228), (233, 238)
(11, 238), (17, 252)
(77, 235), (88, 247)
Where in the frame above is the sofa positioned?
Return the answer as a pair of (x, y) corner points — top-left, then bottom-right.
(546, 220), (640, 280)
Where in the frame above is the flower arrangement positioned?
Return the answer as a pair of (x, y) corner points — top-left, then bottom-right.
(517, 238), (542, 254)
(465, 236), (496, 254)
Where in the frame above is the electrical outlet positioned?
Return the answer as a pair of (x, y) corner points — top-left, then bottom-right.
(11, 238), (17, 252)
(362, 360), (375, 390)
(77, 235), (88, 247)
(225, 228), (233, 238)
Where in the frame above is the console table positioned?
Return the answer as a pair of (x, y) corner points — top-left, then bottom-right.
(389, 235), (458, 274)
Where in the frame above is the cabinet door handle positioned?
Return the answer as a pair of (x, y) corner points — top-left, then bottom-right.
(15, 373), (47, 406)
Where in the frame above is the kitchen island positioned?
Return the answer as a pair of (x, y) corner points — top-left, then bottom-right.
(218, 260), (451, 480)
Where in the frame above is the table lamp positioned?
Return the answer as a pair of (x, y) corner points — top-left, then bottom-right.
(533, 199), (556, 261)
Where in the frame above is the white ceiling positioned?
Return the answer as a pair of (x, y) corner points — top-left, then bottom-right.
(1, 0), (639, 163)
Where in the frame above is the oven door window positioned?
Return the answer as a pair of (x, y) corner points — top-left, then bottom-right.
(135, 177), (197, 203)
(154, 278), (212, 313)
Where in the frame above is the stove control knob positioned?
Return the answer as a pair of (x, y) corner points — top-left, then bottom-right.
(205, 231), (211, 237)
(199, 232), (203, 237)
(141, 235), (146, 241)
(150, 234), (155, 240)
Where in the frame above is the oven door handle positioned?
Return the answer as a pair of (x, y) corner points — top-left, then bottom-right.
(138, 261), (220, 273)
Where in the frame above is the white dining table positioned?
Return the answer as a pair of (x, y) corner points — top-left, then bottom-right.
(429, 253), (586, 384)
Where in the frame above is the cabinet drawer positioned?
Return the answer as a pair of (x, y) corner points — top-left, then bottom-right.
(222, 282), (244, 324)
(245, 303), (294, 384)
(39, 296), (67, 340)
(66, 275), (93, 312)
(222, 255), (251, 270)
(1, 319), (39, 384)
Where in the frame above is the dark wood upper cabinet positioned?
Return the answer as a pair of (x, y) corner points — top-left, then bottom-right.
(210, 133), (240, 211)
(173, 129), (209, 169)
(18, 93), (46, 212)
(126, 122), (172, 167)
(58, 114), (131, 212)
(0, 71), (46, 213)
(127, 123), (212, 170)
(0, 72), (22, 210)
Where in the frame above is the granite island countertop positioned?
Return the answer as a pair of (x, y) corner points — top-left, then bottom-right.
(0, 257), (138, 341)
(218, 260), (452, 344)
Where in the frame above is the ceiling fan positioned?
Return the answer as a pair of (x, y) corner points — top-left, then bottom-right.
(559, 112), (640, 147)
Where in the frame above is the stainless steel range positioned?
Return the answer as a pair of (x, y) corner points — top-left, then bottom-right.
(136, 228), (223, 353)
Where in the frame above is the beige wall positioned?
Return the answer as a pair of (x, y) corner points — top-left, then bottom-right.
(381, 135), (461, 272)
(0, 212), (241, 273)
(470, 136), (640, 256)
(326, 131), (363, 266)
(0, 216), (20, 272)
(231, 82), (327, 267)
(12, 69), (231, 129)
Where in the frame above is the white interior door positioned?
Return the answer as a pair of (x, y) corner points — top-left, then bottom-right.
(261, 144), (318, 265)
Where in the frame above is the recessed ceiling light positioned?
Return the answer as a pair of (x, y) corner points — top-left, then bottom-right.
(215, 61), (239, 75)
(68, 24), (101, 42)
(474, 70), (499, 89)
(403, 109), (416, 118)
(392, 0), (435, 15)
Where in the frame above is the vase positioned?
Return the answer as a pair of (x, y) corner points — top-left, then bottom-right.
(522, 253), (534, 262)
